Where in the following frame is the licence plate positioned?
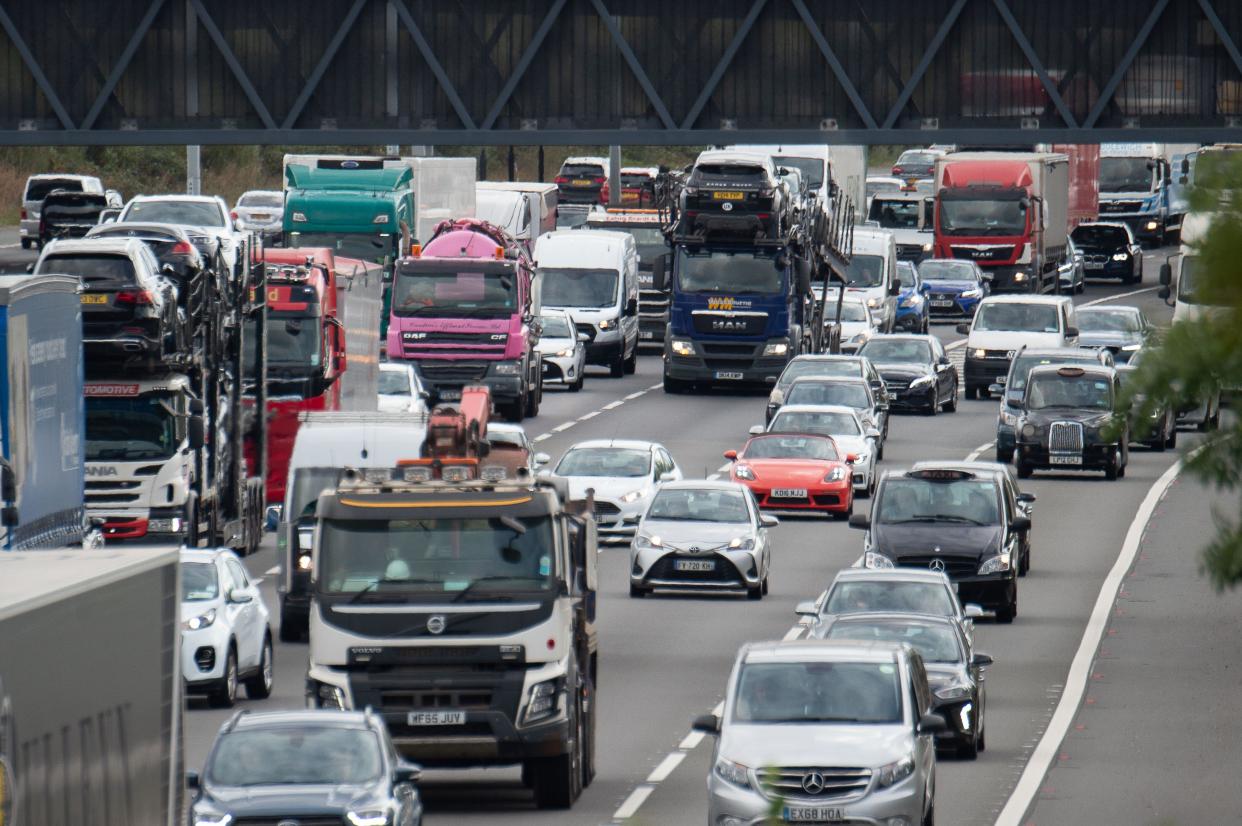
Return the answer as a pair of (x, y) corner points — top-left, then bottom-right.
(715, 371), (744, 381)
(439, 389), (462, 401)
(1050, 454), (1082, 465)
(251, 213), (271, 221)
(572, 178), (592, 186)
(640, 331), (656, 339)
(784, 806), (845, 822)
(81, 293), (108, 304)
(621, 192), (639, 202)
(930, 299), (955, 307)
(674, 559), (715, 572)
(594, 512), (611, 523)
(772, 488), (808, 498)
(712, 191), (745, 200)
(1085, 262), (1105, 270)
(407, 710), (466, 726)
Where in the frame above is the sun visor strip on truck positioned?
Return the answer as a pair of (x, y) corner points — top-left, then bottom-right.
(939, 185), (1026, 200)
(396, 260), (518, 275)
(319, 494), (552, 520)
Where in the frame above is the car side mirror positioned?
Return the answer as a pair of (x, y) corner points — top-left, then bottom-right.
(1017, 491), (1036, 504)
(394, 762), (422, 784)
(988, 383), (1004, 395)
(161, 263), (177, 276)
(625, 297), (638, 317)
(1065, 326), (1079, 338)
(888, 280), (901, 296)
(188, 415), (205, 450)
(760, 514), (779, 527)
(918, 712), (949, 735)
(955, 322), (971, 335)
(748, 425), (765, 436)
(844, 453), (858, 464)
(964, 603), (985, 619)
(865, 427), (881, 439)
(534, 452), (551, 466)
(227, 588), (253, 604)
(577, 332), (590, 342)
(723, 449), (738, 461)
(795, 600), (819, 617)
(848, 513), (870, 530)
(691, 713), (721, 735)
(1011, 515), (1031, 532)
(972, 653), (994, 668)
(1159, 262), (1172, 286)
(185, 770), (200, 790)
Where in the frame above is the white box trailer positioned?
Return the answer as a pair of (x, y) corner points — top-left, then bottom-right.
(0, 546), (182, 825)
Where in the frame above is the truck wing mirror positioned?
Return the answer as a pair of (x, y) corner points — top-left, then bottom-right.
(188, 415), (205, 450)
(1, 505), (18, 528)
(1065, 326), (1079, 338)
(652, 254), (668, 293)
(888, 280), (901, 296)
(1159, 262), (1172, 286)
(1158, 285), (1173, 303)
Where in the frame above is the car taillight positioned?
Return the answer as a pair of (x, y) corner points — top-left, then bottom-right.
(171, 240), (195, 256)
(893, 166), (903, 174)
(593, 176), (606, 183)
(230, 210), (238, 221)
(20, 208), (26, 220)
(554, 176), (568, 184)
(116, 290), (155, 305)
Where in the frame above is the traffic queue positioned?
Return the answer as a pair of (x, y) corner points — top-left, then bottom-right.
(1, 140), (1221, 826)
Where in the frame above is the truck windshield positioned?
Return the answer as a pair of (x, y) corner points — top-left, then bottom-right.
(540, 268), (618, 308)
(677, 249), (782, 294)
(247, 315), (323, 371)
(773, 156), (824, 190)
(868, 199), (921, 229)
(1100, 157), (1155, 193)
(318, 515), (556, 596)
(939, 198), (1027, 236)
(291, 232), (392, 265)
(86, 396), (178, 461)
(392, 268), (517, 315)
(843, 254), (884, 287)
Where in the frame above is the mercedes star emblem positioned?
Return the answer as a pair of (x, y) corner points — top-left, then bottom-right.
(929, 558), (946, 573)
(801, 771), (826, 794)
(426, 615), (447, 635)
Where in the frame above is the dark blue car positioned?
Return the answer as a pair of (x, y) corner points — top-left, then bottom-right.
(894, 260), (929, 333)
(918, 259), (990, 319)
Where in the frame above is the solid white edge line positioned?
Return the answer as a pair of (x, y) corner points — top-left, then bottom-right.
(649, 382), (663, 390)
(612, 785), (655, 821)
(782, 625), (804, 641)
(646, 751), (687, 784)
(1080, 285), (1156, 308)
(993, 454), (1186, 826)
(965, 441), (995, 462)
(679, 730), (706, 750)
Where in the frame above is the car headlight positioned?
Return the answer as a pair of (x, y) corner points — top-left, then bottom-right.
(971, 348), (987, 359)
(714, 757), (751, 789)
(181, 608), (217, 631)
(1013, 272), (1028, 282)
(899, 294), (921, 308)
(491, 361), (522, 375)
(909, 375), (935, 389)
(733, 464), (756, 481)
(347, 812), (391, 826)
(934, 681), (974, 702)
(727, 536), (755, 551)
(849, 332), (867, 343)
(769, 388), (784, 404)
(875, 753), (915, 788)
(671, 339), (693, 357)
(866, 297), (881, 309)
(1112, 252), (1128, 261)
(1121, 343), (1141, 351)
(523, 678), (560, 724)
(192, 813), (233, 826)
(554, 348), (574, 358)
(823, 466), (847, 482)
(762, 342), (789, 357)
(999, 408), (1018, 427)
(634, 534), (663, 550)
(960, 288), (981, 298)
(598, 318), (615, 330)
(618, 489), (646, 504)
(978, 553), (1011, 575)
(864, 551), (894, 569)
(297, 552), (312, 570)
(1145, 220), (1159, 231)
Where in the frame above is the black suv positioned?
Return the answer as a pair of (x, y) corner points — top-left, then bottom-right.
(850, 466), (1028, 623)
(1014, 364), (1129, 480)
(679, 150), (789, 238)
(1071, 222), (1143, 283)
(188, 709), (424, 826)
(555, 157), (608, 205)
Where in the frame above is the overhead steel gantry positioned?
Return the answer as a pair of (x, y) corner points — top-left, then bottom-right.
(1, 0), (1241, 146)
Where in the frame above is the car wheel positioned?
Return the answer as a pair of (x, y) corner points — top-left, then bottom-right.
(628, 582), (646, 598)
(1020, 544), (1031, 576)
(925, 396), (938, 416)
(244, 633), (274, 699)
(209, 645), (238, 708)
(278, 604), (305, 643)
(996, 447), (1013, 463)
(747, 582), (763, 600)
(995, 601), (1016, 624)
(20, 238), (31, 250)
(609, 351), (625, 378)
(1016, 459), (1032, 479)
(531, 662), (584, 808)
(943, 383), (957, 412)
(923, 802), (935, 826)
(527, 382), (541, 418)
(623, 347), (637, 375)
(957, 729), (979, 760)
(571, 372), (584, 392)
(964, 384), (978, 401)
(1166, 419), (1178, 449)
(761, 576), (770, 596)
(876, 439), (885, 461)
(1105, 448), (1121, 480)
(978, 718), (987, 752)
(507, 391), (527, 423)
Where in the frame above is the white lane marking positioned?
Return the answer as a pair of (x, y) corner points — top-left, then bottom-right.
(649, 382), (663, 390)
(579, 411), (600, 421)
(624, 391), (646, 401)
(707, 462), (732, 481)
(646, 751), (687, 784)
(712, 701), (724, 716)
(965, 441), (995, 461)
(612, 785), (655, 821)
(679, 730), (705, 750)
(946, 338), (966, 351)
(603, 400), (625, 410)
(1080, 285), (1156, 307)
(266, 566), (279, 576)
(533, 433), (552, 442)
(994, 454), (1188, 826)
(551, 421), (576, 433)
(782, 625), (804, 641)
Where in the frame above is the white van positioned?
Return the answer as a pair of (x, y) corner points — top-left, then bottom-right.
(1161, 211), (1229, 326)
(839, 227), (899, 332)
(476, 181), (558, 253)
(534, 229), (640, 377)
(21, 174), (107, 249)
(958, 294), (1079, 399)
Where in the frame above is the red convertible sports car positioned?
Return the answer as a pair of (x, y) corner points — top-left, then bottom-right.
(724, 432), (855, 518)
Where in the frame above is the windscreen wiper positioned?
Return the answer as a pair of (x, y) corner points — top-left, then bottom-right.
(346, 577), (441, 605)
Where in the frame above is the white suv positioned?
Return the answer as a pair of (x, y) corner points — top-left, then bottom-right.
(696, 639), (945, 826)
(120, 194), (241, 273)
(180, 548), (274, 707)
(958, 294), (1078, 400)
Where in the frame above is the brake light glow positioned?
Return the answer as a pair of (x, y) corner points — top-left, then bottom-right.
(116, 290), (155, 305)
(171, 240), (195, 256)
(554, 176), (568, 184)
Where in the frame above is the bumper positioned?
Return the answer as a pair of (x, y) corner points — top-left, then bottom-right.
(1082, 261), (1136, 279)
(954, 573), (1016, 612)
(420, 374), (525, 405)
(632, 548), (761, 591)
(540, 354), (581, 385)
(664, 347), (786, 387)
(708, 772), (924, 826)
(886, 383), (937, 410)
(742, 480), (852, 513)
(20, 219), (39, 237)
(181, 624), (231, 688)
(1016, 443), (1118, 472)
(585, 334), (624, 366)
(558, 187), (603, 205)
(964, 355), (1012, 389)
(95, 508), (187, 542)
(927, 296), (979, 317)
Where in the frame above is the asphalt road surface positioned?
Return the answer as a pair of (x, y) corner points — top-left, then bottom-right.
(162, 245), (1236, 825)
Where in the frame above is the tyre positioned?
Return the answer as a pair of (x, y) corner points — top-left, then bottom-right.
(20, 238), (31, 250)
(531, 669), (584, 809)
(244, 634), (274, 699)
(623, 346), (637, 375)
(570, 373), (584, 392)
(1019, 544), (1030, 576)
(956, 730), (979, 760)
(996, 447), (1013, 464)
(761, 576), (770, 596)
(964, 384), (979, 401)
(209, 646), (238, 708)
(609, 352), (625, 378)
(876, 440), (884, 461)
(1077, 278), (1085, 294)
(527, 382), (541, 418)
(1166, 420), (1177, 449)
(1016, 460), (1032, 479)
(995, 601), (1016, 624)
(925, 397), (938, 416)
(506, 392), (527, 423)
(942, 384), (957, 412)
(924, 802), (935, 826)
(832, 509), (851, 521)
(747, 582), (763, 601)
(1105, 449), (1120, 480)
(628, 582), (646, 598)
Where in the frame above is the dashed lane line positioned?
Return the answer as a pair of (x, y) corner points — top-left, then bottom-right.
(678, 730), (705, 750)
(533, 433), (552, 442)
(266, 566), (279, 576)
(623, 391), (646, 401)
(579, 411), (600, 421)
(646, 752), (687, 784)
(603, 400), (625, 410)
(965, 441), (995, 462)
(551, 421), (576, 433)
(612, 786), (655, 821)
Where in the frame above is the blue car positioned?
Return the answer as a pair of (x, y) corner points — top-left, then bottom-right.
(918, 259), (990, 320)
(894, 260), (929, 333)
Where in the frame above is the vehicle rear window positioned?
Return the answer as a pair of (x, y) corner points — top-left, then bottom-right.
(777, 360), (860, 391)
(560, 164), (605, 178)
(1072, 225), (1129, 246)
(620, 173), (652, 187)
(238, 192), (283, 208)
(124, 200), (225, 227)
(39, 254), (136, 284)
(692, 163), (766, 179)
(26, 179), (84, 200)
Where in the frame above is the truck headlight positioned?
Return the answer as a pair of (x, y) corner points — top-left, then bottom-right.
(1013, 272), (1028, 282)
(670, 339), (694, 357)
(1145, 220), (1159, 231)
(978, 553), (1011, 575)
(864, 551), (894, 569)
(762, 342), (789, 357)
(314, 683), (347, 709)
(523, 679), (560, 724)
(181, 608), (216, 631)
(347, 811), (391, 826)
(598, 318), (614, 330)
(971, 348), (987, 359)
(866, 297), (881, 309)
(734, 464), (756, 481)
(491, 361), (522, 375)
(875, 753), (915, 788)
(713, 757), (751, 789)
(148, 517), (183, 533)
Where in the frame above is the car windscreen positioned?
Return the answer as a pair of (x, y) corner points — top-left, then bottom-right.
(1099, 157), (1155, 193)
(843, 254), (884, 287)
(973, 302), (1060, 333)
(770, 411), (861, 437)
(318, 515), (556, 595)
(207, 727), (383, 786)
(896, 262), (917, 287)
(1009, 353), (1097, 391)
(786, 382), (870, 409)
(918, 260), (977, 281)
(833, 302), (868, 322)
(876, 477), (1000, 525)
(540, 268), (619, 309)
(181, 562), (219, 601)
(824, 581), (954, 616)
(677, 248), (782, 294)
(859, 339), (931, 364)
(1076, 309), (1141, 333)
(238, 192), (283, 208)
(378, 369), (411, 395)
(742, 434), (838, 461)
(38, 254), (136, 285)
(1072, 225), (1129, 247)
(869, 199), (921, 229)
(824, 621), (963, 664)
(124, 200), (225, 226)
(540, 314), (573, 337)
(646, 488), (749, 523)
(556, 447), (650, 477)
(1026, 374), (1112, 410)
(26, 179), (84, 200)
(774, 156), (824, 189)
(733, 662), (902, 724)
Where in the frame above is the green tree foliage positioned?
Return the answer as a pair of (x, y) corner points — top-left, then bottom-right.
(1124, 149), (1242, 589)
